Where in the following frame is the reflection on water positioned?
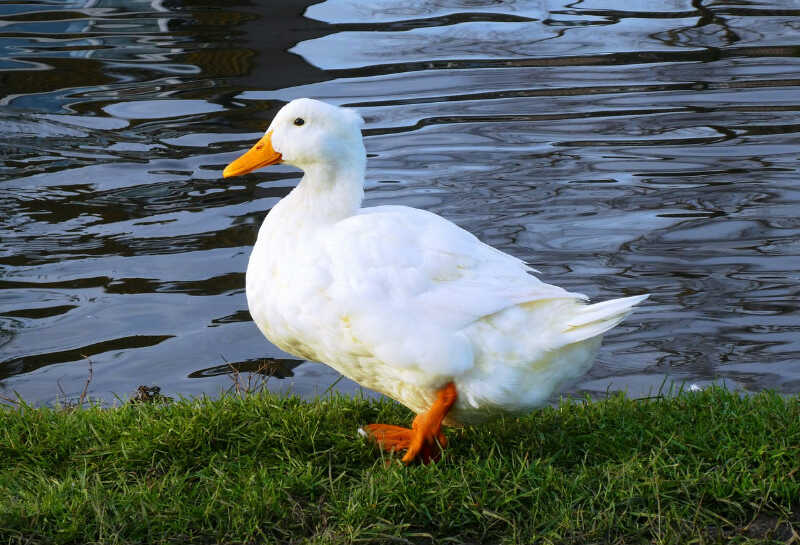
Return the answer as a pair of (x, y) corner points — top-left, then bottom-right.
(1, 0), (799, 405)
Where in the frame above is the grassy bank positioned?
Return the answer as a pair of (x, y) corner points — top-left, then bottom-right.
(2, 388), (799, 544)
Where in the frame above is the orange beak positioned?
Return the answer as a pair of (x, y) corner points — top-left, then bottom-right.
(223, 131), (282, 178)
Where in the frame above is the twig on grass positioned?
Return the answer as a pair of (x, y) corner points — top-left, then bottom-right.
(78, 355), (93, 406)
(56, 356), (94, 411)
(224, 356), (274, 397)
(0, 390), (23, 408)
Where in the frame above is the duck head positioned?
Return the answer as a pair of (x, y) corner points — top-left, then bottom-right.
(223, 98), (365, 178)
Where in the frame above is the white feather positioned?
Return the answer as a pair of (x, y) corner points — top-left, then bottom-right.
(243, 98), (648, 425)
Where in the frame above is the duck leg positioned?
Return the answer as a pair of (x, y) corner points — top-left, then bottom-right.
(361, 382), (457, 464)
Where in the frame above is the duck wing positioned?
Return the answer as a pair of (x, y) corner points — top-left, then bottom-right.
(319, 205), (586, 378)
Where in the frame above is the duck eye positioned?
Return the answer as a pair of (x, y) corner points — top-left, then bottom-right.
(293, 118), (305, 126)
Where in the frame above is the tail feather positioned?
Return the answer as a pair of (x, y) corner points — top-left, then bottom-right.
(558, 293), (649, 346)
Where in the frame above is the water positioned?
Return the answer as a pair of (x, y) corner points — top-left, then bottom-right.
(1, 0), (799, 406)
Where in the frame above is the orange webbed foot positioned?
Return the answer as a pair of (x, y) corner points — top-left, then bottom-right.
(360, 382), (457, 464)
(360, 424), (415, 451)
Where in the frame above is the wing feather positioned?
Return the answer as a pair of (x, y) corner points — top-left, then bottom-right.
(319, 205), (585, 376)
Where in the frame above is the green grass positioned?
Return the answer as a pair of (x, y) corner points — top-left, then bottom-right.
(1, 388), (799, 544)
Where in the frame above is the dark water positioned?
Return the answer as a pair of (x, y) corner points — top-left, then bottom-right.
(1, 0), (799, 406)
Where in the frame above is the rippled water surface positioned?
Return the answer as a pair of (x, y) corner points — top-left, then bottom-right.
(1, 0), (799, 405)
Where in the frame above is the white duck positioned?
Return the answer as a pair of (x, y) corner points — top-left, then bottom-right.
(224, 98), (648, 463)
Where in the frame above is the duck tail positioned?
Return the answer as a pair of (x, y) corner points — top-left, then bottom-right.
(558, 293), (649, 345)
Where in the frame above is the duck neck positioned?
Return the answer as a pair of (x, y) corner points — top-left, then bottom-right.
(286, 157), (365, 225)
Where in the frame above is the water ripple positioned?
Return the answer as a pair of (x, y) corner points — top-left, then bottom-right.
(1, 0), (799, 404)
